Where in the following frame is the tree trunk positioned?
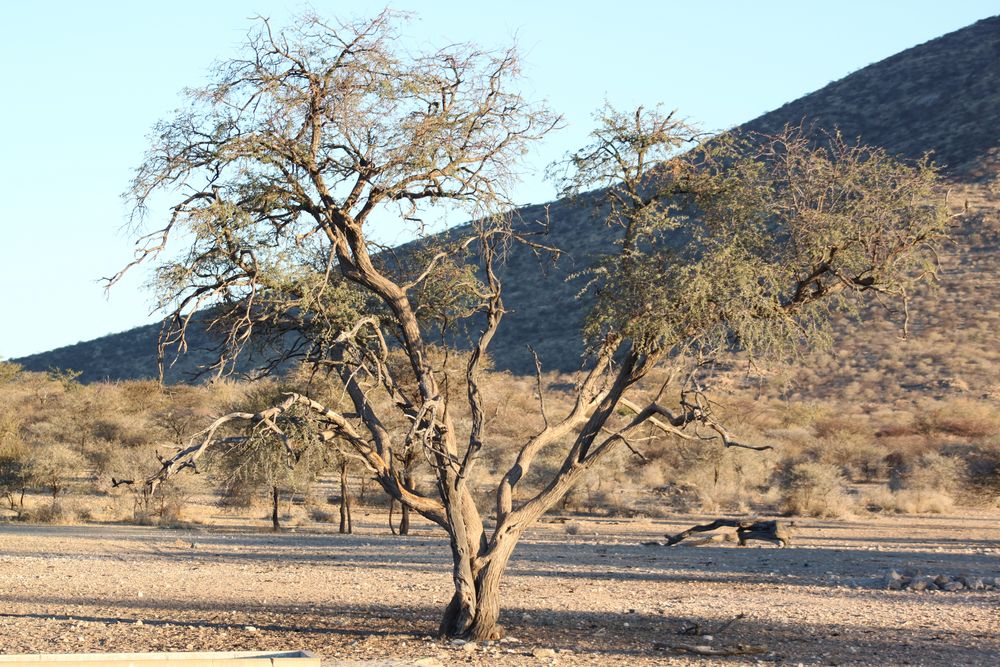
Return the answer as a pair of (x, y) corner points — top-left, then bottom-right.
(339, 461), (352, 534)
(399, 503), (410, 536)
(271, 486), (280, 531)
(438, 528), (519, 641)
(397, 467), (413, 535)
(387, 498), (408, 536)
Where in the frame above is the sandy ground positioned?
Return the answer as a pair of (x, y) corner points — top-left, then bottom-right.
(0, 511), (998, 666)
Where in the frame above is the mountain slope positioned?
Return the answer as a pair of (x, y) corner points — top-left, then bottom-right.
(744, 15), (1000, 180)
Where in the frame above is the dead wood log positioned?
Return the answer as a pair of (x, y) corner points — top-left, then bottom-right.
(654, 642), (767, 656)
(665, 518), (793, 547)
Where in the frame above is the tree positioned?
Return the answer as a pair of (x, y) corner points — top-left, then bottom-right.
(113, 11), (950, 641)
(209, 385), (330, 530)
(0, 411), (29, 517)
(28, 442), (85, 500)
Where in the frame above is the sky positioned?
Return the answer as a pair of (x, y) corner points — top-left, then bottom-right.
(1, 1), (997, 360)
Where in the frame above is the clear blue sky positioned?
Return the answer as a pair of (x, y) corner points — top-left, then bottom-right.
(1, 1), (996, 359)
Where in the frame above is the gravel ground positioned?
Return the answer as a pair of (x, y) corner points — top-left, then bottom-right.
(0, 511), (998, 666)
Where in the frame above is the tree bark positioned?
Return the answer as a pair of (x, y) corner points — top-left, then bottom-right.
(271, 486), (280, 531)
(438, 529), (519, 641)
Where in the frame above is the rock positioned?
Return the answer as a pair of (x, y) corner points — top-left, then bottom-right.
(941, 581), (965, 592)
(244, 625), (258, 632)
(908, 576), (936, 592)
(462, 642), (478, 653)
(531, 647), (557, 658)
(885, 570), (908, 590)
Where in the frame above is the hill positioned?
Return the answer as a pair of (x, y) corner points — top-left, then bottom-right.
(15, 16), (1000, 401)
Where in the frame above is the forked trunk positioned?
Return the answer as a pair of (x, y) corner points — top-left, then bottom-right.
(438, 531), (519, 641)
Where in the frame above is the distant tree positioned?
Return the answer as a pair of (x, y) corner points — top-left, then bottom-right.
(335, 454), (354, 534)
(210, 387), (331, 530)
(28, 442), (85, 500)
(0, 359), (22, 384)
(0, 412), (29, 517)
(113, 11), (950, 640)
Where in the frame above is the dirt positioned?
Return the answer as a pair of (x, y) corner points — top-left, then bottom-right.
(0, 511), (998, 666)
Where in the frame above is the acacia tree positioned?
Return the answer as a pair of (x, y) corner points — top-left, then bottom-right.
(113, 11), (950, 640)
(210, 388), (330, 530)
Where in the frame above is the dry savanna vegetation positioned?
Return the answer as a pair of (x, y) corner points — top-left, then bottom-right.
(1, 360), (998, 529)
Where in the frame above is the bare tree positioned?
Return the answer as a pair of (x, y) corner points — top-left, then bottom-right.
(112, 12), (950, 641)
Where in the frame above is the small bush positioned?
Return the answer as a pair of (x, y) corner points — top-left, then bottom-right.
(890, 451), (967, 495)
(22, 501), (79, 525)
(777, 461), (853, 517)
(863, 486), (955, 514)
(885, 451), (967, 512)
(308, 505), (338, 523)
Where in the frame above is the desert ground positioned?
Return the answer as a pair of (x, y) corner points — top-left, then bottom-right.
(0, 511), (998, 666)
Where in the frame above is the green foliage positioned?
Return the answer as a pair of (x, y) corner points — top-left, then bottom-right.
(209, 386), (333, 507)
(556, 110), (949, 368)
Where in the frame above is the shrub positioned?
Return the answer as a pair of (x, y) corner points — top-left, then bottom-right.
(863, 486), (955, 514)
(777, 461), (853, 517)
(888, 451), (967, 511)
(890, 451), (966, 494)
(22, 501), (79, 525)
(308, 505), (338, 523)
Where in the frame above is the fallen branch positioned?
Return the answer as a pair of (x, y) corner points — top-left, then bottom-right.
(665, 518), (793, 547)
(654, 642), (767, 656)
